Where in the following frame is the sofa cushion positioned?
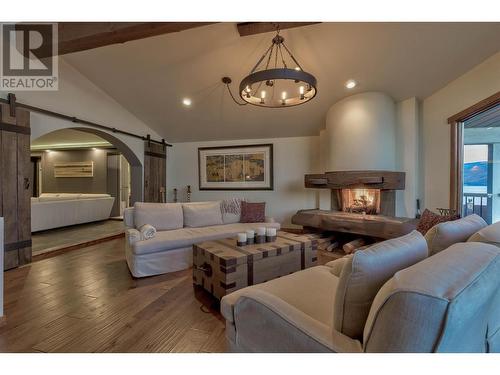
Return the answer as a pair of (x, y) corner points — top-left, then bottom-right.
(333, 230), (428, 340)
(182, 201), (223, 228)
(221, 198), (245, 224)
(425, 214), (487, 255)
(417, 209), (459, 235)
(240, 201), (265, 223)
(134, 202), (183, 231)
(131, 221), (280, 256)
(363, 242), (500, 352)
(221, 265), (338, 327)
(468, 221), (500, 247)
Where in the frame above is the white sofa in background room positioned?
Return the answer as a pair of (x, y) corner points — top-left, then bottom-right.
(31, 193), (115, 232)
(124, 201), (281, 278)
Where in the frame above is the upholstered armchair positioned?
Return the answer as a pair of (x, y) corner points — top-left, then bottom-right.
(221, 231), (500, 353)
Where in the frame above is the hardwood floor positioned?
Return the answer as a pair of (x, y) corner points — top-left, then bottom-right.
(0, 238), (227, 353)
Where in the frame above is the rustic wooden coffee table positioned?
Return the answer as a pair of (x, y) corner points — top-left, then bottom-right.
(192, 231), (334, 299)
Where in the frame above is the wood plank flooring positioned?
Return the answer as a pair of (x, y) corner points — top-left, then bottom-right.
(0, 238), (227, 353)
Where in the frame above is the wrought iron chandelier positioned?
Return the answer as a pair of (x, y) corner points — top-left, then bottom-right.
(223, 30), (317, 108)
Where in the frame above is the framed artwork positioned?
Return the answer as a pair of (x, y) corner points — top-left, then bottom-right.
(54, 161), (94, 177)
(198, 144), (273, 190)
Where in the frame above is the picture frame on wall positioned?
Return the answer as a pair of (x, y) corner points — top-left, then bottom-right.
(198, 144), (273, 190)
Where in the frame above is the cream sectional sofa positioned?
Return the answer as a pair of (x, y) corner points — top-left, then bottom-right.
(31, 193), (115, 232)
(124, 201), (280, 278)
(222, 215), (500, 353)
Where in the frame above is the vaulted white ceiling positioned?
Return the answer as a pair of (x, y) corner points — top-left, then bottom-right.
(62, 22), (500, 142)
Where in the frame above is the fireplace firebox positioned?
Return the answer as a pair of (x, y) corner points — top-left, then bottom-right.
(340, 188), (381, 214)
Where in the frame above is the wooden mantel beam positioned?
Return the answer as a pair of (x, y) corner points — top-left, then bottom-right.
(236, 22), (320, 37)
(54, 22), (214, 56)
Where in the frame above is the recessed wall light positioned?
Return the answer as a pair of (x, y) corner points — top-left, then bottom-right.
(345, 80), (357, 89)
(182, 98), (192, 106)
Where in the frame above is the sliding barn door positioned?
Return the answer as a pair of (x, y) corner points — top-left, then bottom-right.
(143, 142), (166, 203)
(0, 103), (31, 270)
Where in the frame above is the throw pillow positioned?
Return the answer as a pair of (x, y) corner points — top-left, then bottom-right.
(240, 201), (266, 223)
(416, 208), (459, 235)
(221, 198), (245, 224)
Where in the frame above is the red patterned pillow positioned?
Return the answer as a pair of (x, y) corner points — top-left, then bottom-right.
(417, 209), (460, 235)
(240, 202), (266, 223)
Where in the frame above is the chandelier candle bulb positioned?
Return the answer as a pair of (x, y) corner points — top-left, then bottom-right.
(260, 90), (266, 104)
(237, 233), (247, 247)
(299, 86), (305, 100)
(281, 91), (287, 105)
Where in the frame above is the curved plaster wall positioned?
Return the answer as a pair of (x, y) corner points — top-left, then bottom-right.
(325, 92), (396, 171)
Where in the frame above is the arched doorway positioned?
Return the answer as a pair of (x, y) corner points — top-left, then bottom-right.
(71, 127), (143, 205)
(31, 127), (143, 205)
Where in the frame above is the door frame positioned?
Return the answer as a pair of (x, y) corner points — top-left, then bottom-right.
(448, 91), (500, 214)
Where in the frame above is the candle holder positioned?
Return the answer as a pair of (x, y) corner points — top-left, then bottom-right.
(266, 228), (277, 242)
(256, 227), (266, 244)
(266, 235), (277, 242)
(246, 231), (255, 245)
(237, 232), (247, 247)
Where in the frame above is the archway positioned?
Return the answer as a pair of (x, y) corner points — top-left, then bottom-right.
(31, 126), (143, 205)
(72, 127), (143, 204)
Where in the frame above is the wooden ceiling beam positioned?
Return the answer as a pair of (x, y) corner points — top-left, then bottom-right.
(236, 22), (319, 37)
(54, 22), (214, 56)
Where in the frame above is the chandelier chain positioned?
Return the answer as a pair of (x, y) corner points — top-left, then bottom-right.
(281, 42), (304, 71)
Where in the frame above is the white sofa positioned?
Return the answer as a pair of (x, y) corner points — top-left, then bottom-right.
(221, 215), (500, 353)
(124, 201), (281, 278)
(31, 193), (115, 232)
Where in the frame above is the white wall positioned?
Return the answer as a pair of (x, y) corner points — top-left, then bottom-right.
(0, 58), (164, 199)
(167, 136), (321, 226)
(1, 59), (161, 141)
(421, 52), (500, 211)
(396, 97), (420, 217)
(325, 92), (396, 171)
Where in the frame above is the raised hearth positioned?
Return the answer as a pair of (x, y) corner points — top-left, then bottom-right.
(291, 209), (418, 240)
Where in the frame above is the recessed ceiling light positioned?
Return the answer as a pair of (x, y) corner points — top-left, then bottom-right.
(345, 80), (357, 89)
(182, 98), (192, 106)
(45, 149), (52, 153)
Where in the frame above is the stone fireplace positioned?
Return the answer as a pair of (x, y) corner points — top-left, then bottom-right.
(304, 170), (405, 216)
(293, 170), (417, 241)
(292, 92), (418, 243)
